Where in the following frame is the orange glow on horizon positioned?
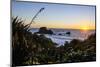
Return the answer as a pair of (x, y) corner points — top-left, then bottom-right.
(80, 26), (89, 31)
(30, 21), (95, 30)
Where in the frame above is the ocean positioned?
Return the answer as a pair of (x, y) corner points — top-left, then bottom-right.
(30, 28), (95, 46)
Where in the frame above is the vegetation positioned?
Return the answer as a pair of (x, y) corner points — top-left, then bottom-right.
(12, 17), (96, 66)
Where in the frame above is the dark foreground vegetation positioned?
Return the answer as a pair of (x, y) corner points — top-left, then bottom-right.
(12, 17), (96, 66)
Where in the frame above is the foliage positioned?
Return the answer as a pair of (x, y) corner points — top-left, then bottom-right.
(12, 17), (96, 66)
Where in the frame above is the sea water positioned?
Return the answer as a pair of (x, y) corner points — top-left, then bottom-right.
(30, 28), (95, 46)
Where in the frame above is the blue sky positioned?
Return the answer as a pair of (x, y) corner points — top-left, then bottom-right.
(12, 0), (96, 29)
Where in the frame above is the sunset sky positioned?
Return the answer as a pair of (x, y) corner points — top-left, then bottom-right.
(12, 1), (96, 30)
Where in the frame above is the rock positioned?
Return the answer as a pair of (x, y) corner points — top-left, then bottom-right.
(36, 27), (53, 34)
(48, 30), (53, 34)
(58, 33), (62, 35)
(66, 31), (71, 35)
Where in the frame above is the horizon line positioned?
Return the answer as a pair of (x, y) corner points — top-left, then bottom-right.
(30, 27), (95, 30)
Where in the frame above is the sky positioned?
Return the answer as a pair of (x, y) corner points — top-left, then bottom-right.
(12, 0), (96, 30)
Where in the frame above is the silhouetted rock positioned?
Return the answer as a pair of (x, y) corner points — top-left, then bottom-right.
(36, 27), (53, 34)
(58, 33), (62, 35)
(48, 29), (53, 34)
(66, 31), (71, 36)
(39, 27), (47, 33)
